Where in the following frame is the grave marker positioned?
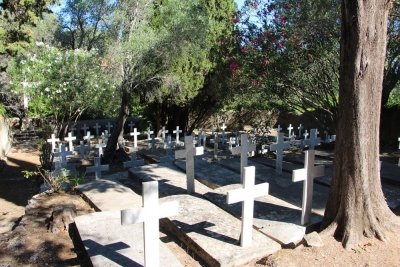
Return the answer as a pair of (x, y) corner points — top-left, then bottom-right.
(270, 133), (290, 175)
(121, 181), (179, 267)
(211, 125), (216, 136)
(76, 141), (88, 160)
(160, 126), (168, 141)
(202, 134), (207, 148)
(102, 130), (110, 144)
(303, 129), (321, 150)
(130, 128), (140, 148)
(93, 123), (101, 137)
(175, 135), (204, 193)
(83, 131), (94, 149)
(81, 124), (89, 136)
(86, 157), (109, 180)
(213, 134), (219, 158)
(64, 132), (76, 152)
(69, 126), (77, 136)
(151, 135), (158, 153)
(106, 122), (113, 133)
(231, 134), (256, 182)
(123, 152), (144, 168)
(128, 121), (135, 132)
(95, 139), (106, 156)
(221, 123), (227, 145)
(287, 124), (293, 137)
(54, 144), (73, 168)
(227, 166), (269, 247)
(292, 150), (325, 225)
(298, 124), (303, 138)
(47, 134), (60, 152)
(173, 126), (182, 145)
(277, 125), (282, 133)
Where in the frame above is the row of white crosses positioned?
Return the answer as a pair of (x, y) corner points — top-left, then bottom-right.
(69, 121), (117, 137)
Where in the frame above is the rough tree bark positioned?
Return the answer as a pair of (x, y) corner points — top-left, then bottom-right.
(321, 0), (400, 249)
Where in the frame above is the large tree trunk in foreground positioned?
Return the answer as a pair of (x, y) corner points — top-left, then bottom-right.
(321, 0), (400, 249)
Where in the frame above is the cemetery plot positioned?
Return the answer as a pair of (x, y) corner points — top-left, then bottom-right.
(75, 211), (183, 267)
(159, 195), (281, 267)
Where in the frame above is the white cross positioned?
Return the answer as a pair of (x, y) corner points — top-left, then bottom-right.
(83, 131), (94, 149)
(69, 126), (77, 136)
(287, 124), (293, 137)
(175, 135), (204, 193)
(197, 131), (203, 147)
(277, 125), (282, 133)
(47, 134), (60, 152)
(324, 131), (331, 143)
(270, 133), (290, 175)
(81, 124), (89, 136)
(211, 125), (216, 136)
(103, 130), (110, 144)
(64, 132), (76, 152)
(76, 141), (88, 160)
(150, 135), (158, 153)
(121, 181), (179, 267)
(221, 124), (227, 146)
(146, 128), (154, 141)
(160, 126), (168, 141)
(298, 124), (303, 137)
(292, 150), (325, 225)
(86, 157), (109, 180)
(95, 139), (106, 156)
(54, 144), (72, 168)
(303, 130), (309, 139)
(93, 123), (101, 137)
(173, 126), (182, 144)
(227, 166), (269, 247)
(130, 128), (140, 148)
(106, 122), (113, 133)
(231, 134), (256, 183)
(202, 134), (207, 148)
(123, 152), (144, 168)
(128, 121), (135, 132)
(303, 129), (321, 150)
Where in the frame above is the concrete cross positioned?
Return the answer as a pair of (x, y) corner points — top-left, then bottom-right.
(221, 123), (227, 146)
(166, 135), (172, 150)
(54, 144), (72, 168)
(86, 157), (109, 180)
(211, 125), (216, 136)
(324, 131), (331, 143)
(213, 134), (219, 158)
(287, 124), (293, 137)
(298, 124), (303, 137)
(83, 131), (94, 149)
(231, 134), (256, 183)
(93, 123), (101, 137)
(303, 130), (309, 139)
(69, 126), (77, 137)
(270, 133), (290, 175)
(227, 166), (269, 247)
(121, 181), (179, 267)
(202, 134), (207, 148)
(76, 141), (88, 160)
(128, 121), (135, 132)
(277, 125), (282, 133)
(64, 132), (76, 152)
(81, 124), (89, 136)
(150, 135), (158, 153)
(106, 122), (113, 133)
(95, 139), (106, 156)
(146, 128), (154, 141)
(173, 126), (182, 145)
(303, 129), (321, 150)
(130, 128), (140, 148)
(123, 152), (144, 168)
(53, 161), (62, 175)
(175, 135), (204, 193)
(292, 150), (325, 225)
(197, 130), (203, 147)
(160, 126), (168, 141)
(101, 130), (110, 144)
(47, 134), (60, 152)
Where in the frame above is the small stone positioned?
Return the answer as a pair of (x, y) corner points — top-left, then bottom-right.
(304, 231), (323, 247)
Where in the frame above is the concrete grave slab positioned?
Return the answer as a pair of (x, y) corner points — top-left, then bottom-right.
(174, 159), (241, 189)
(160, 195), (281, 267)
(76, 173), (142, 211)
(204, 184), (322, 245)
(129, 163), (211, 196)
(75, 211), (183, 267)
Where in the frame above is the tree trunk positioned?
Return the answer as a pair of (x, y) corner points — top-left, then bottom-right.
(321, 0), (400, 249)
(104, 87), (131, 163)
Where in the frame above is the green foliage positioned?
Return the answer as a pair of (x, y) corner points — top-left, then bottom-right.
(6, 43), (120, 127)
(69, 171), (86, 186)
(23, 167), (69, 192)
(386, 87), (400, 108)
(0, 102), (6, 115)
(0, 0), (58, 55)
